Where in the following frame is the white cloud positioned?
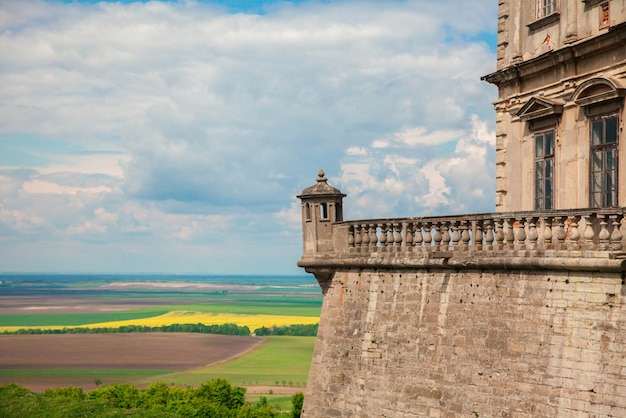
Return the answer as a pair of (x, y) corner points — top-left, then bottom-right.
(346, 147), (368, 156)
(395, 126), (464, 147)
(338, 115), (495, 217)
(23, 180), (112, 195)
(0, 0), (497, 273)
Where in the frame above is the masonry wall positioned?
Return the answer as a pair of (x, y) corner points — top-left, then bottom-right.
(302, 267), (626, 417)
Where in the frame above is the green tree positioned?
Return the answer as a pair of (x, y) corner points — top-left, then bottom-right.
(291, 392), (304, 418)
(198, 378), (246, 410)
(43, 386), (86, 400)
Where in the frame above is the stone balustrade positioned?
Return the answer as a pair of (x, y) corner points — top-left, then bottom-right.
(341, 208), (626, 257)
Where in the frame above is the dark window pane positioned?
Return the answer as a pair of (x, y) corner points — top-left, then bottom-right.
(545, 179), (552, 196)
(592, 192), (602, 208)
(545, 196), (552, 210)
(592, 151), (603, 172)
(606, 149), (615, 170)
(606, 170), (615, 191)
(545, 132), (554, 156)
(605, 116), (618, 143)
(593, 172), (603, 191)
(592, 120), (603, 146)
(536, 179), (543, 197)
(536, 161), (544, 180)
(535, 135), (544, 158)
(545, 159), (553, 177)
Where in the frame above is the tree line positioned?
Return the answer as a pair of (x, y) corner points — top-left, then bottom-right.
(1, 323), (319, 337)
(253, 324), (318, 336)
(0, 378), (304, 418)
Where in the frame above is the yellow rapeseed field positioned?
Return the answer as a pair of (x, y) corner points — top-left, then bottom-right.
(89, 311), (319, 331)
(0, 311), (319, 333)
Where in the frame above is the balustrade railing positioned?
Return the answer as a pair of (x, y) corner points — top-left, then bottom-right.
(343, 209), (626, 256)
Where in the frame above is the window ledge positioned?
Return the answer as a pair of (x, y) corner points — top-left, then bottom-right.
(527, 12), (560, 31)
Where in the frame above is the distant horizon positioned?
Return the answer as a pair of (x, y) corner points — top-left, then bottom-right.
(0, 271), (311, 277)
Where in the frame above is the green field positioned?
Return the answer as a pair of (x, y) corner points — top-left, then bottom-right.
(144, 336), (316, 387)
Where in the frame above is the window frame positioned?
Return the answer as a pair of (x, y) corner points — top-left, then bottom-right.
(534, 130), (556, 210)
(599, 2), (610, 28)
(537, 0), (558, 19)
(589, 113), (619, 208)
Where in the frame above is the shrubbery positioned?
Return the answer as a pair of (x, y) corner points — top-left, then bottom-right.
(2, 323), (251, 336)
(2, 322), (319, 337)
(253, 324), (318, 336)
(0, 379), (305, 418)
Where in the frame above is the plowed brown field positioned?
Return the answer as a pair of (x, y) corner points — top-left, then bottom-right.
(0, 333), (263, 391)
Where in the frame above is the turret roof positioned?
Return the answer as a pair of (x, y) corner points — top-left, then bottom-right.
(298, 169), (346, 198)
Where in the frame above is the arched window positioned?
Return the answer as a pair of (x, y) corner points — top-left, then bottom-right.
(320, 203), (328, 220)
(334, 202), (343, 222)
(305, 203), (311, 221)
(572, 77), (624, 208)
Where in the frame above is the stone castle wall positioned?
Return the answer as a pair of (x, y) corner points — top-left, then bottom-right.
(302, 267), (626, 417)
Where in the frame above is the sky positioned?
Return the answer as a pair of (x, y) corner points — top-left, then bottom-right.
(0, 0), (498, 275)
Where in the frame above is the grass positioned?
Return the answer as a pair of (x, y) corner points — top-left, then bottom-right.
(247, 394), (295, 412)
(0, 311), (169, 327)
(143, 336), (316, 387)
(125, 299), (322, 317)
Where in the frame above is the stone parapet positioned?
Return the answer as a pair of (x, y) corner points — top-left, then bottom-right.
(320, 208), (625, 255)
(298, 208), (626, 293)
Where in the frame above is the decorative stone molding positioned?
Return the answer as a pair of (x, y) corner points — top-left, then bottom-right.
(516, 96), (564, 121)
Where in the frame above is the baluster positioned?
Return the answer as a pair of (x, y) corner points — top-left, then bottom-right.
(527, 217), (538, 251)
(473, 220), (484, 251)
(484, 219), (494, 251)
(504, 218), (515, 248)
(354, 224), (362, 248)
(387, 224), (395, 249)
(414, 222), (423, 251)
(568, 216), (580, 250)
(598, 215), (610, 250)
(370, 224), (378, 248)
(554, 216), (566, 249)
(423, 222), (433, 249)
(379, 223), (387, 248)
(495, 218), (505, 250)
(361, 223), (370, 249)
(433, 222), (442, 251)
(405, 222), (414, 251)
(514, 217), (526, 250)
(450, 221), (460, 248)
(610, 215), (623, 250)
(348, 225), (355, 248)
(442, 221), (451, 250)
(460, 220), (471, 251)
(583, 215), (596, 250)
(542, 217), (553, 250)
(394, 223), (403, 251)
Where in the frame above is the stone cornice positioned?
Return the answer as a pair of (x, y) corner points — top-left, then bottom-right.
(299, 253), (626, 274)
(482, 22), (626, 87)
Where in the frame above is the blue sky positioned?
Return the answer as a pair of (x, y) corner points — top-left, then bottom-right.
(0, 0), (497, 274)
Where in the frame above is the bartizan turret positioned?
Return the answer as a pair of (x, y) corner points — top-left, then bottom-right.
(297, 170), (345, 293)
(297, 169), (345, 255)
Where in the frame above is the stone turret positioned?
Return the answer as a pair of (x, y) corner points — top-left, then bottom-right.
(297, 169), (346, 255)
